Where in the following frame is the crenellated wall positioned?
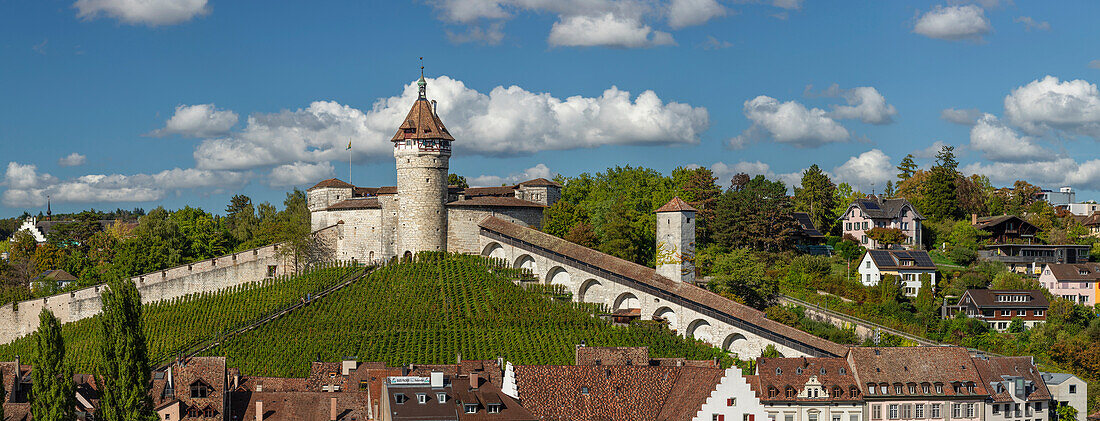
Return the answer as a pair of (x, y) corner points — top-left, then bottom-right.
(0, 241), (300, 345)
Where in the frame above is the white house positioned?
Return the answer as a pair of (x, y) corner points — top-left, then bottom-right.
(857, 250), (937, 297)
(693, 366), (768, 421)
(1041, 372), (1088, 421)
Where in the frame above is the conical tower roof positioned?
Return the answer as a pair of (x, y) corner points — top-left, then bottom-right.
(655, 197), (698, 213)
(391, 77), (454, 142)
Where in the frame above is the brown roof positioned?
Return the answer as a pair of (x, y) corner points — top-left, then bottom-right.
(308, 178), (354, 191)
(152, 357), (227, 411)
(848, 347), (988, 399)
(1045, 263), (1100, 282)
(464, 186), (517, 197)
(1081, 212), (1100, 227)
(575, 347), (650, 366)
(376, 186), (398, 195)
(448, 196), (546, 208)
(754, 357), (861, 403)
(234, 391), (371, 421)
(478, 216), (847, 357)
(517, 178), (561, 188)
(960, 289), (1049, 309)
(326, 197), (381, 210)
(973, 215), (1032, 230)
(515, 365), (724, 421)
(971, 356), (1051, 403)
(391, 97), (455, 142)
(1089, 410), (1100, 421)
(655, 197), (698, 213)
(354, 186), (381, 197)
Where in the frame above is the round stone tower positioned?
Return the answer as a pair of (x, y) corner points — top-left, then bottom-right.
(392, 75), (454, 256)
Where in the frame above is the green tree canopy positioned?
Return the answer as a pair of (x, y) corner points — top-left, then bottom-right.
(31, 309), (74, 421)
(447, 173), (469, 189)
(96, 278), (157, 421)
(793, 164), (839, 236)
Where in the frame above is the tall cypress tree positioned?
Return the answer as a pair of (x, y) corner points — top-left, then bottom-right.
(30, 309), (75, 421)
(96, 278), (157, 421)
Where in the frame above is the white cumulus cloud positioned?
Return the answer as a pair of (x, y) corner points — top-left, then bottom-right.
(74, 0), (209, 26)
(269, 162), (337, 187)
(58, 153), (87, 167)
(668, 0), (727, 29)
(731, 96), (849, 148)
(1004, 75), (1100, 138)
(469, 163), (553, 187)
(826, 86), (898, 125)
(831, 149), (894, 192)
(1014, 16), (1049, 31)
(913, 5), (991, 42)
(149, 104), (238, 138)
(969, 114), (1052, 163)
(941, 107), (983, 125)
(2, 162), (248, 208)
(193, 76), (709, 170)
(548, 13), (674, 48)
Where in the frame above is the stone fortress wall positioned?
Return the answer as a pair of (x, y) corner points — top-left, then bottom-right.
(0, 236), (309, 344)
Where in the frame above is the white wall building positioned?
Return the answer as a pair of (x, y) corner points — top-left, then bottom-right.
(857, 250), (937, 296)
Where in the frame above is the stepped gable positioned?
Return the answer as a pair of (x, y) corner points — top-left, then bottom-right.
(655, 197), (698, 213)
(848, 347), (988, 397)
(971, 356), (1051, 403)
(326, 197), (381, 210)
(308, 178), (354, 190)
(448, 196), (546, 208)
(753, 357), (861, 402)
(477, 216), (849, 357)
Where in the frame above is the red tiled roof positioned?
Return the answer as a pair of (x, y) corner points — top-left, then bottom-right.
(971, 356), (1051, 403)
(575, 347), (650, 366)
(848, 347), (988, 398)
(754, 357), (861, 403)
(517, 178), (561, 188)
(376, 186), (398, 195)
(477, 216), (848, 357)
(655, 197), (698, 213)
(391, 98), (455, 142)
(326, 197), (381, 210)
(308, 178), (354, 191)
(448, 196), (546, 208)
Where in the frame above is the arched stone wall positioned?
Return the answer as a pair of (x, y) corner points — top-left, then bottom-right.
(546, 266), (571, 289)
(514, 254), (537, 277)
(687, 319), (714, 343)
(482, 242), (506, 262)
(653, 306), (678, 330)
(613, 292), (640, 311)
(577, 279), (606, 307)
(722, 333), (747, 352)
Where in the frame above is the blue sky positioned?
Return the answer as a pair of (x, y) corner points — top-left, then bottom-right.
(3, 0), (1100, 217)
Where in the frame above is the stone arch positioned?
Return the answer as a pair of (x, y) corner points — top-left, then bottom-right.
(652, 306), (678, 328)
(722, 333), (747, 352)
(613, 292), (640, 311)
(577, 279), (604, 305)
(403, 251), (413, 260)
(369, 251), (375, 261)
(546, 266), (571, 288)
(514, 254), (537, 276)
(481, 242), (506, 261)
(686, 319), (714, 344)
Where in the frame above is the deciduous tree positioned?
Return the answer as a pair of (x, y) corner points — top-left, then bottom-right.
(793, 164), (839, 235)
(672, 166), (721, 246)
(865, 227), (908, 248)
(447, 173), (469, 189)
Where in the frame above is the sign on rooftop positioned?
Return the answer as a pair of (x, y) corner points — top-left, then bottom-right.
(388, 376), (431, 385)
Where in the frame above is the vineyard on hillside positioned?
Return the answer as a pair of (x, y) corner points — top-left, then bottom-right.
(206, 253), (731, 377)
(0, 264), (362, 372)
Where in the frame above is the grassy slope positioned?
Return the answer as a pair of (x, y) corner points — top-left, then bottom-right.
(205, 253), (729, 377)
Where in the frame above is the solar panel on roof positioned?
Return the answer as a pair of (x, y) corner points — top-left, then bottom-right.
(862, 200), (880, 210)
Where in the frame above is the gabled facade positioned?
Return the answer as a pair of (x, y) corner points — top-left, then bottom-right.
(972, 356), (1051, 421)
(839, 196), (924, 250)
(1040, 372), (1088, 421)
(152, 357), (229, 421)
(940, 290), (1048, 331)
(971, 215), (1040, 244)
(857, 250), (937, 296)
(752, 357), (863, 421)
(1040, 263), (1100, 305)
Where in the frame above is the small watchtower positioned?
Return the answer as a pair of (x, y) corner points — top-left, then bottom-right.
(655, 197), (696, 284)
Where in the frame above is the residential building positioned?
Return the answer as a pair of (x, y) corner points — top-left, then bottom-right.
(940, 290), (1049, 331)
(751, 357), (863, 421)
(848, 347), (988, 421)
(1040, 372), (1088, 421)
(1078, 212), (1100, 238)
(857, 250), (937, 296)
(972, 356), (1051, 421)
(792, 212), (827, 247)
(1037, 188), (1076, 207)
(1038, 263), (1100, 306)
(152, 356), (230, 421)
(978, 244), (1091, 275)
(971, 215), (1040, 244)
(31, 269), (77, 290)
(1061, 203), (1100, 217)
(839, 196), (924, 250)
(379, 372), (534, 421)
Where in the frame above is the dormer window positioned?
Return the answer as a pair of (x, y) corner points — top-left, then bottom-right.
(820, 368), (827, 375)
(437, 392), (447, 403)
(776, 368), (782, 375)
(839, 368), (846, 375)
(465, 404), (478, 414)
(395, 393), (408, 404)
(417, 393), (427, 404)
(785, 387), (796, 399)
(935, 383), (944, 394)
(769, 387), (780, 398)
(796, 367), (803, 375)
(190, 380), (211, 398)
(487, 404), (502, 414)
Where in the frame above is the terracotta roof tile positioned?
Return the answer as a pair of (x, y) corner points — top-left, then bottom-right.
(754, 357), (861, 403)
(971, 356), (1050, 403)
(848, 347), (988, 398)
(478, 216), (848, 357)
(326, 197), (381, 210)
(448, 197), (546, 208)
(656, 197), (698, 213)
(575, 347), (650, 366)
(391, 98), (455, 142)
(517, 178), (562, 188)
(464, 186), (517, 197)
(308, 178), (354, 191)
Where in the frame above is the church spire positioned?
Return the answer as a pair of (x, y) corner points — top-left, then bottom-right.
(417, 57), (426, 100)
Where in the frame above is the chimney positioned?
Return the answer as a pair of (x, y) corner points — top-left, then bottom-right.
(13, 356), (20, 393)
(431, 372), (444, 389)
(470, 373), (480, 390)
(971, 214), (978, 225)
(255, 401), (263, 421)
(234, 374), (239, 390)
(342, 360), (357, 376)
(456, 353), (462, 365)
(330, 397), (338, 421)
